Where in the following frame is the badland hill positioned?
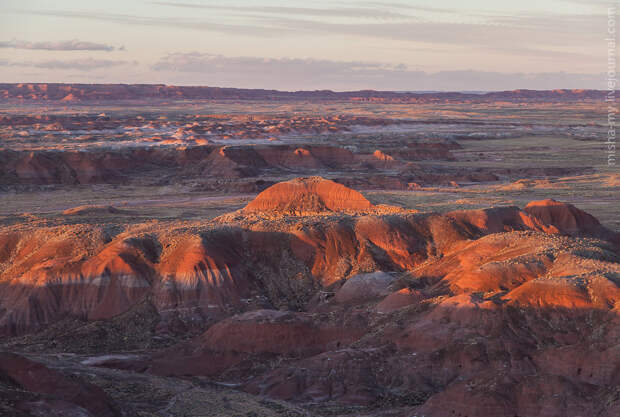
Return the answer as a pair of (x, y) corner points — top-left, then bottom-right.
(0, 178), (618, 416)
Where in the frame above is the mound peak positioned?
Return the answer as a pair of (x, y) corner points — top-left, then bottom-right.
(60, 93), (79, 101)
(243, 176), (374, 215)
(524, 199), (600, 234)
(62, 205), (127, 216)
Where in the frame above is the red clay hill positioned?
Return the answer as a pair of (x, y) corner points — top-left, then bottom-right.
(242, 176), (375, 215)
(524, 198), (600, 234)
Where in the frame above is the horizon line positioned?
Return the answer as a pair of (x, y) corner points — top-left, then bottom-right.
(1, 82), (614, 95)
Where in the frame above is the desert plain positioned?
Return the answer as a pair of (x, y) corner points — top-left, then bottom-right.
(0, 85), (618, 417)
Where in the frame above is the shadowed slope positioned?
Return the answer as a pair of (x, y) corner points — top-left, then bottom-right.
(0, 352), (119, 416)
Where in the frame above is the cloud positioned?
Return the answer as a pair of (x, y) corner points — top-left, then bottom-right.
(12, 7), (605, 52)
(249, 13), (603, 48)
(0, 58), (135, 71)
(559, 0), (613, 7)
(152, 52), (398, 73)
(152, 52), (603, 91)
(13, 9), (284, 37)
(355, 2), (453, 13)
(3, 6), (608, 79)
(0, 39), (121, 51)
(151, 2), (415, 20)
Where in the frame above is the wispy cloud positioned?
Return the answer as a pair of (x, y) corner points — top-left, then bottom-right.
(355, 2), (453, 13)
(249, 13), (602, 48)
(151, 2), (415, 20)
(2, 4), (607, 86)
(12, 9), (284, 37)
(152, 52), (603, 90)
(11, 7), (604, 50)
(152, 52), (402, 73)
(0, 39), (122, 51)
(0, 58), (135, 71)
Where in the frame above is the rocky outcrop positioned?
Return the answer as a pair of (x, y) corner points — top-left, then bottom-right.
(333, 271), (395, 303)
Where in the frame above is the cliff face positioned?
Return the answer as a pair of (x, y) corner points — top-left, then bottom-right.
(0, 143), (456, 187)
(0, 83), (612, 102)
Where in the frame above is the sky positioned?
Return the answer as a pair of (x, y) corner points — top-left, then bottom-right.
(0, 0), (615, 91)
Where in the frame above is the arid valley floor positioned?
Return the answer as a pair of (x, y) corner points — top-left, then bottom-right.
(0, 86), (618, 417)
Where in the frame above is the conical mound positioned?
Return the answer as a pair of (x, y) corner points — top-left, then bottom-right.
(243, 176), (374, 215)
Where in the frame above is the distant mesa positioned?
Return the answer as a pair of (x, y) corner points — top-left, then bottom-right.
(242, 176), (374, 215)
(0, 83), (612, 102)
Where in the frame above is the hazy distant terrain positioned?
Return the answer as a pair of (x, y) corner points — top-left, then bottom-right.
(1, 83), (613, 102)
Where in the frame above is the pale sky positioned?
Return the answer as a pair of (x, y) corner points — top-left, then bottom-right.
(0, 0), (614, 91)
